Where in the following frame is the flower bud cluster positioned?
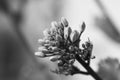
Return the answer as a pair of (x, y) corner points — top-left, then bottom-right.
(35, 17), (94, 75)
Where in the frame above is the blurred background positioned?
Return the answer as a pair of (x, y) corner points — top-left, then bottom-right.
(1, 0), (120, 80)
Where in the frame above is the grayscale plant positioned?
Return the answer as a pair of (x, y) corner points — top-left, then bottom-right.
(35, 17), (102, 80)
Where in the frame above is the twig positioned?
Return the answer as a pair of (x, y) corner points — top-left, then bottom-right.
(75, 54), (102, 80)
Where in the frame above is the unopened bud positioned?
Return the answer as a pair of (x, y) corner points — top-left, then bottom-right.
(58, 28), (63, 35)
(38, 46), (46, 51)
(63, 63), (68, 67)
(51, 21), (58, 28)
(69, 59), (75, 64)
(69, 54), (75, 59)
(50, 22), (57, 34)
(70, 30), (80, 42)
(49, 56), (59, 62)
(69, 46), (74, 52)
(51, 47), (60, 52)
(80, 22), (86, 33)
(63, 72), (69, 75)
(86, 38), (93, 48)
(55, 41), (60, 47)
(35, 52), (45, 57)
(58, 22), (64, 29)
(58, 60), (64, 66)
(43, 29), (51, 37)
(82, 44), (86, 49)
(64, 27), (72, 39)
(44, 44), (51, 47)
(51, 69), (59, 74)
(38, 39), (45, 46)
(56, 34), (63, 42)
(91, 56), (95, 59)
(41, 49), (50, 54)
(61, 17), (68, 27)
(45, 40), (50, 43)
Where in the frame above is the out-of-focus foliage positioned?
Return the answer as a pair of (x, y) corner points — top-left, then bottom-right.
(95, 15), (120, 43)
(95, 0), (120, 43)
(97, 58), (120, 80)
(95, 1), (120, 79)
(0, 0), (61, 80)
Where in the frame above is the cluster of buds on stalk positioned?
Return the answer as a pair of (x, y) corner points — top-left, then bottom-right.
(35, 17), (95, 76)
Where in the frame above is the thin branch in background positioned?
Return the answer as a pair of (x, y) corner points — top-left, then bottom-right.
(97, 57), (120, 80)
(94, 0), (120, 43)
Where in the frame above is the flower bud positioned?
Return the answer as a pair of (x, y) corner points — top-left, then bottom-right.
(82, 44), (86, 49)
(43, 29), (51, 37)
(63, 71), (69, 75)
(51, 47), (60, 52)
(53, 52), (61, 55)
(44, 44), (51, 47)
(80, 22), (86, 33)
(91, 56), (95, 59)
(61, 17), (68, 27)
(58, 22), (64, 29)
(70, 30), (80, 42)
(38, 39), (45, 46)
(86, 38), (93, 48)
(56, 34), (63, 42)
(58, 60), (64, 66)
(45, 40), (50, 44)
(50, 22), (58, 34)
(69, 46), (74, 52)
(41, 49), (50, 54)
(55, 41), (60, 47)
(49, 56), (59, 62)
(58, 28), (63, 35)
(69, 54), (75, 59)
(69, 59), (75, 64)
(63, 63), (69, 67)
(85, 42), (90, 47)
(51, 69), (59, 74)
(51, 21), (58, 28)
(35, 52), (45, 57)
(38, 46), (46, 51)
(64, 27), (72, 39)
(50, 28), (56, 35)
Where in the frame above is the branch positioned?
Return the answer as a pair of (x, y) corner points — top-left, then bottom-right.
(75, 54), (102, 80)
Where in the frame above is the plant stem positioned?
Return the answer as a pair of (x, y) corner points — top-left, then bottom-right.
(75, 54), (102, 80)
